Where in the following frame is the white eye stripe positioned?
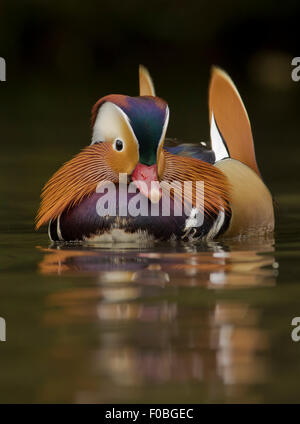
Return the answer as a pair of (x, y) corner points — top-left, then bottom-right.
(157, 106), (170, 152)
(91, 102), (139, 147)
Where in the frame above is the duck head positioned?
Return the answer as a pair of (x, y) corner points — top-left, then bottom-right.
(35, 72), (171, 230)
(91, 94), (169, 203)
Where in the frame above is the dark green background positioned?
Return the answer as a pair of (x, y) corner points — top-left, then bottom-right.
(1, 1), (300, 204)
(1, 0), (300, 404)
(1, 0), (300, 222)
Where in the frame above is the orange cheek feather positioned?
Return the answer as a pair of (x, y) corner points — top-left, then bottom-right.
(36, 143), (231, 231)
(35, 142), (118, 230)
(161, 150), (231, 216)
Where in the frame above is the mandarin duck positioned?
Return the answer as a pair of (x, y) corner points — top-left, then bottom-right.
(35, 66), (274, 243)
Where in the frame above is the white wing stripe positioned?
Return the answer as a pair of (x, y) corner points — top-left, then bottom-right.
(210, 111), (229, 162)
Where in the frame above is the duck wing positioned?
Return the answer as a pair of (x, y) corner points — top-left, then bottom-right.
(164, 138), (215, 164)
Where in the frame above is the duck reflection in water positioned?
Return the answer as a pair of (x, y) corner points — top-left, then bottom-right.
(38, 237), (277, 402)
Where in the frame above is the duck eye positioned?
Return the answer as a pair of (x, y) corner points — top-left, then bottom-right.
(114, 139), (124, 151)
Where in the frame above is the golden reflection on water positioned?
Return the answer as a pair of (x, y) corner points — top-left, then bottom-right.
(38, 237), (277, 402)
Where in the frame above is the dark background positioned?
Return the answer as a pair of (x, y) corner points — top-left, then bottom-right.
(1, 1), (300, 404)
(0, 0), (300, 229)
